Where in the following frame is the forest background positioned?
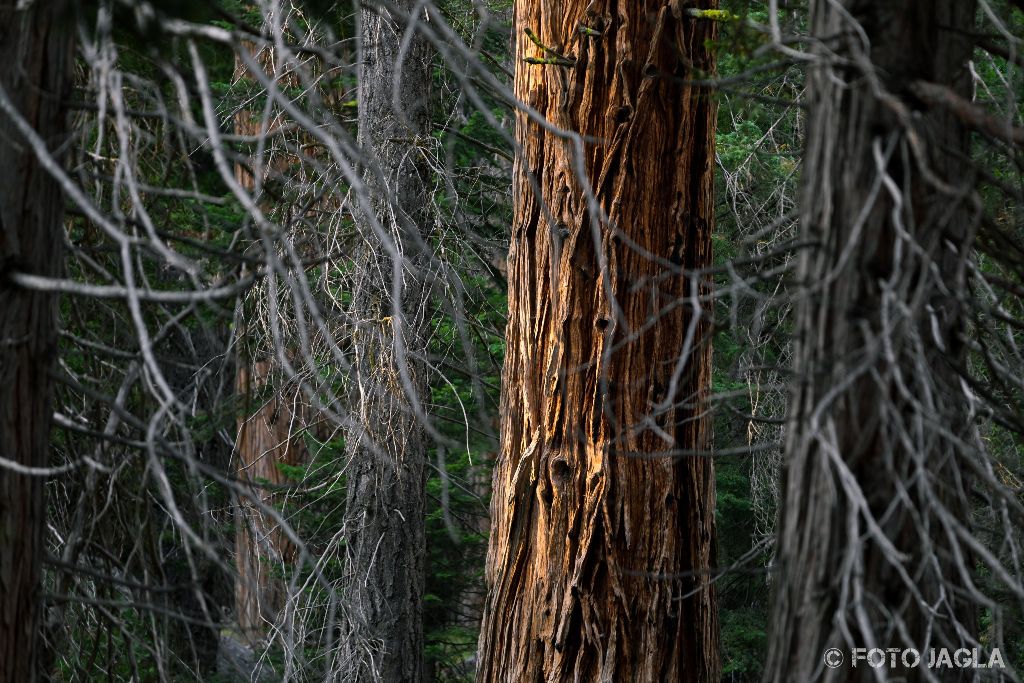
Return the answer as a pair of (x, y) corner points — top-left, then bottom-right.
(0, 0), (1022, 681)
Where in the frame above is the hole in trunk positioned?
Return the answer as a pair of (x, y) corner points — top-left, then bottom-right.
(550, 458), (571, 486)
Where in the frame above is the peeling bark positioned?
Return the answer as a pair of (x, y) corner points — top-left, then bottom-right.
(477, 2), (720, 680)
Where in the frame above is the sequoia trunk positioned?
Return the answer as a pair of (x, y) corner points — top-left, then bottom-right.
(336, 3), (433, 681)
(0, 1), (72, 680)
(476, 2), (720, 680)
(764, 1), (979, 681)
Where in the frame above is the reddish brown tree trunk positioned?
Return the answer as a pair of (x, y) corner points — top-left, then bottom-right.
(0, 1), (72, 680)
(234, 359), (307, 640)
(231, 43), (309, 642)
(476, 2), (720, 680)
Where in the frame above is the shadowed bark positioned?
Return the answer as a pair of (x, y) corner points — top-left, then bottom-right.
(764, 2), (980, 681)
(230, 43), (311, 642)
(234, 359), (307, 640)
(0, 1), (73, 680)
(336, 2), (434, 680)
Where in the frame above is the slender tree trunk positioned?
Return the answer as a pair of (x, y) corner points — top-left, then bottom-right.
(337, 3), (433, 681)
(764, 2), (979, 681)
(231, 43), (310, 643)
(231, 91), (306, 639)
(476, 2), (720, 680)
(0, 2), (72, 680)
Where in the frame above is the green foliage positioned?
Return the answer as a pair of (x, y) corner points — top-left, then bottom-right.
(721, 608), (768, 678)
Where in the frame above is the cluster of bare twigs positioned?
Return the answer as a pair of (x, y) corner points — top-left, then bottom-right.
(38, 0), (511, 677)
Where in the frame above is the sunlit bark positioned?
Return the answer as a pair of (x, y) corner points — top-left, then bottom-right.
(477, 2), (721, 679)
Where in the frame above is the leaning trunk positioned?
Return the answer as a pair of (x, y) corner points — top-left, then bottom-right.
(336, 3), (433, 681)
(476, 2), (720, 680)
(764, 1), (979, 680)
(0, 1), (72, 679)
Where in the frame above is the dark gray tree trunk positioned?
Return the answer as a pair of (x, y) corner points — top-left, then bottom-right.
(337, 3), (434, 681)
(0, 1), (72, 680)
(765, 1), (979, 681)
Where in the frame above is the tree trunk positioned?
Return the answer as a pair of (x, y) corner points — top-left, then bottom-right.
(476, 2), (720, 680)
(0, 2), (72, 680)
(336, 3), (433, 681)
(764, 2), (979, 681)
(234, 359), (307, 640)
(231, 42), (310, 643)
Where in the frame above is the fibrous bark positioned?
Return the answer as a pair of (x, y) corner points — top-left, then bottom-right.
(336, 2), (434, 681)
(476, 2), (720, 681)
(0, 1), (72, 680)
(765, 2), (979, 681)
